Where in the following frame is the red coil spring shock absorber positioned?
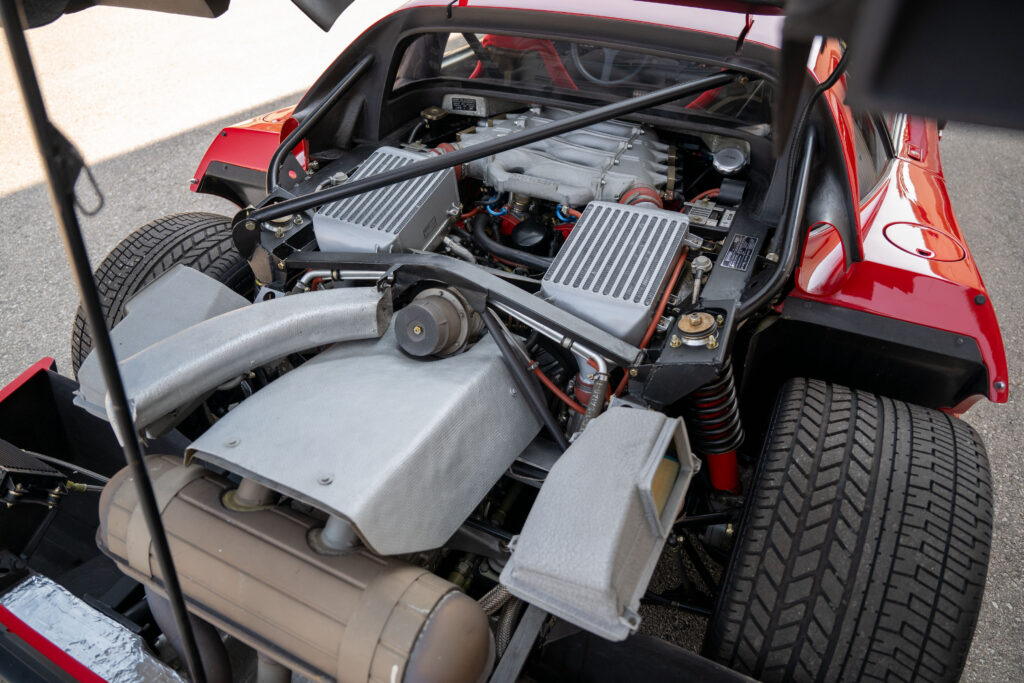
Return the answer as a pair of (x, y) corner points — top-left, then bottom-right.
(684, 362), (743, 493)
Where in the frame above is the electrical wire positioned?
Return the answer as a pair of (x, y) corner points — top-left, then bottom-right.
(689, 188), (719, 202)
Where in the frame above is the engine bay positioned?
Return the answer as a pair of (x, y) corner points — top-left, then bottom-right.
(72, 90), (786, 681)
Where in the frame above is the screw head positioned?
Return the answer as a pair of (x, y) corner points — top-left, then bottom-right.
(317, 475), (333, 486)
(629, 368), (638, 377)
(244, 220), (256, 231)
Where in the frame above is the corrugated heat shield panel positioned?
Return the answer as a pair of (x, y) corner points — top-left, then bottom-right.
(313, 146), (459, 253)
(540, 201), (689, 345)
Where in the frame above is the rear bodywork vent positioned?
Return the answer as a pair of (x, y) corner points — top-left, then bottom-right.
(313, 146), (459, 253)
(541, 202), (689, 344)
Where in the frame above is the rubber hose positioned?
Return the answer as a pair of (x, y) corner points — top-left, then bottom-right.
(471, 214), (553, 270)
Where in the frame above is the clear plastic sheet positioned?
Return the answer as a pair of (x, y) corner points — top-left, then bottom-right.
(1, 574), (185, 682)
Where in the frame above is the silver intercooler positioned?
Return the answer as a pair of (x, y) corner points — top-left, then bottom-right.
(313, 146), (459, 253)
(540, 201), (690, 345)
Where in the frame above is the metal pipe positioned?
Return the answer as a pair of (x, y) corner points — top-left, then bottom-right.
(443, 236), (477, 263)
(491, 301), (609, 379)
(146, 586), (232, 683)
(320, 515), (360, 551)
(294, 268), (386, 291)
(1, 2), (206, 680)
(736, 130), (815, 320)
(482, 309), (570, 451)
(244, 72), (737, 226)
(256, 654), (291, 683)
(266, 54), (374, 193)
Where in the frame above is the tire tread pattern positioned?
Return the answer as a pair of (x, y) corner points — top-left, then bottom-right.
(705, 378), (992, 683)
(70, 212), (250, 375)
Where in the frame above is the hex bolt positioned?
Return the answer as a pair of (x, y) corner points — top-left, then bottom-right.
(244, 220), (256, 231)
(669, 335), (682, 348)
(293, 214), (303, 225)
(629, 368), (638, 377)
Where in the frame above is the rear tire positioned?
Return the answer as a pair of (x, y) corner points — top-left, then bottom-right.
(70, 212), (252, 376)
(705, 378), (992, 682)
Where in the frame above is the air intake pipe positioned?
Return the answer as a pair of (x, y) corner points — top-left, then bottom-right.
(97, 456), (494, 683)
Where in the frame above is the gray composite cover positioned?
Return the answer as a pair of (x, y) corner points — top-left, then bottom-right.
(501, 407), (697, 641)
(187, 328), (541, 555)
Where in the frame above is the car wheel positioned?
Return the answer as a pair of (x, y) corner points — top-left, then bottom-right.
(70, 212), (252, 376)
(705, 378), (992, 683)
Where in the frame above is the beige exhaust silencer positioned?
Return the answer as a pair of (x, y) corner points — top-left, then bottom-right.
(97, 456), (494, 683)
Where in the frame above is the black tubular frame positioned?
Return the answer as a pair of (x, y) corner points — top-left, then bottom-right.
(0, 2), (206, 681)
(239, 71), (737, 227)
(482, 309), (570, 451)
(265, 54), (374, 193)
(737, 129), (815, 320)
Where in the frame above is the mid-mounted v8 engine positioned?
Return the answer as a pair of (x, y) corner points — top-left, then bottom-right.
(455, 106), (671, 207)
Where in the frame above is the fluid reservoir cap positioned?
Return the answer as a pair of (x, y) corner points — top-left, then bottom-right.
(713, 147), (747, 175)
(510, 217), (549, 255)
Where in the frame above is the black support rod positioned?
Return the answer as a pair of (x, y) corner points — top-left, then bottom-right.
(737, 129), (815, 320)
(265, 54), (374, 193)
(482, 309), (570, 451)
(242, 71), (737, 226)
(0, 2), (206, 682)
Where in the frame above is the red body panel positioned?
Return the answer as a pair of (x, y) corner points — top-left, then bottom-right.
(0, 357), (56, 404)
(190, 5), (1006, 409)
(190, 106), (296, 192)
(795, 40), (1008, 405)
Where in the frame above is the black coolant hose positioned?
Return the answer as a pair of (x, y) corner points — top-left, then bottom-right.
(471, 214), (554, 271)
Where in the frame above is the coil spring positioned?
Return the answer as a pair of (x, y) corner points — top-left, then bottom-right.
(684, 362), (744, 455)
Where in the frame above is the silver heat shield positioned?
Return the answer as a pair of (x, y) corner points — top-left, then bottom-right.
(187, 328), (541, 556)
(1, 574), (185, 682)
(313, 146), (459, 253)
(540, 202), (690, 345)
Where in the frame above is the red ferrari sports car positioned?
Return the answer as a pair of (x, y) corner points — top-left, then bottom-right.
(0, 1), (1006, 681)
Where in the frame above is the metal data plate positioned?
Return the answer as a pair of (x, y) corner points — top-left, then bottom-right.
(187, 328), (540, 556)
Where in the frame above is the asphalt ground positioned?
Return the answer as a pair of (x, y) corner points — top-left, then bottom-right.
(1, 5), (1022, 681)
